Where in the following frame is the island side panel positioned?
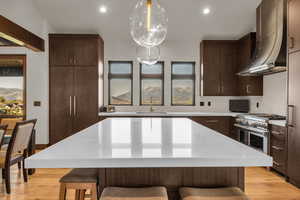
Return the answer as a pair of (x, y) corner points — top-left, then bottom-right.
(99, 167), (244, 200)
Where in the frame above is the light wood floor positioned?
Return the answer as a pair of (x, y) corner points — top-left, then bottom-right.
(0, 167), (300, 200)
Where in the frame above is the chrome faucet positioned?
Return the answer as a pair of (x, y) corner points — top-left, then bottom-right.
(150, 97), (154, 112)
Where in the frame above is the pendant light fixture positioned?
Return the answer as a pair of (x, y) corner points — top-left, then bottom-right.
(130, 0), (168, 48)
(136, 46), (160, 65)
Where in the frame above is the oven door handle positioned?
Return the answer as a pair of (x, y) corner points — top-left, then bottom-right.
(234, 124), (268, 134)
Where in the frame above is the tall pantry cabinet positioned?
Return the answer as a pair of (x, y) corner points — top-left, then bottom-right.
(49, 34), (104, 145)
(287, 0), (300, 188)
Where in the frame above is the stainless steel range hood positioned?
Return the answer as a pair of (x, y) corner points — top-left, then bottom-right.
(238, 0), (287, 76)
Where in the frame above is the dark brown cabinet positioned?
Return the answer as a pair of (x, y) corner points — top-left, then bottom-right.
(50, 67), (74, 143)
(201, 38), (263, 97)
(287, 0), (300, 186)
(49, 34), (103, 145)
(49, 34), (100, 66)
(288, 0), (300, 53)
(237, 33), (263, 96)
(287, 51), (300, 187)
(73, 67), (99, 133)
(190, 116), (234, 138)
(201, 41), (238, 96)
(270, 124), (287, 175)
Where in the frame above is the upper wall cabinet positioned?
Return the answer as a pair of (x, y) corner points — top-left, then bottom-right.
(49, 34), (102, 66)
(288, 0), (300, 54)
(237, 33), (263, 96)
(201, 34), (263, 97)
(201, 40), (238, 96)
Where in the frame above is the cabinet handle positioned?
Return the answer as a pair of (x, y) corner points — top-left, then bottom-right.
(271, 131), (284, 136)
(288, 105), (295, 127)
(73, 96), (76, 117)
(246, 85), (251, 94)
(289, 37), (295, 49)
(272, 146), (284, 151)
(218, 85), (221, 95)
(69, 96), (72, 117)
(206, 120), (218, 123)
(273, 161), (281, 166)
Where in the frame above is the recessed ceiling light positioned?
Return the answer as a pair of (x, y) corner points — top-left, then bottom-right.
(99, 6), (107, 13)
(203, 8), (211, 15)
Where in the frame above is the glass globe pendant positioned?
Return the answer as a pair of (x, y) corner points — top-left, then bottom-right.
(130, 0), (168, 47)
(136, 46), (160, 65)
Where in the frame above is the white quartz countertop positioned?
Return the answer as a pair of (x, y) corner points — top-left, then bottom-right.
(99, 112), (242, 117)
(25, 118), (272, 169)
(269, 120), (286, 127)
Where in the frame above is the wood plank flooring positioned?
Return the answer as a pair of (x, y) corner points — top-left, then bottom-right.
(0, 167), (300, 200)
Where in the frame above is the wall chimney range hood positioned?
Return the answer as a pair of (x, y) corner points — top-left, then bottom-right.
(238, 0), (287, 76)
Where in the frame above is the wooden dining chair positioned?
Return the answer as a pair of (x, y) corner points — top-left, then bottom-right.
(0, 125), (8, 150)
(0, 118), (23, 135)
(0, 119), (37, 194)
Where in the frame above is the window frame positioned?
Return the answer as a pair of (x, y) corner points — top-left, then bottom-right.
(171, 61), (196, 106)
(139, 61), (165, 106)
(108, 61), (133, 106)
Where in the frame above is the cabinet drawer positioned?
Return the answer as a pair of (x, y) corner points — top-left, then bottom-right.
(272, 159), (286, 174)
(271, 148), (286, 174)
(270, 138), (285, 149)
(270, 125), (287, 141)
(270, 125), (287, 175)
(190, 116), (231, 136)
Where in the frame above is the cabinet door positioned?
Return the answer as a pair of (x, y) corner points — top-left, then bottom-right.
(49, 36), (74, 66)
(73, 37), (99, 66)
(50, 67), (74, 145)
(73, 67), (99, 133)
(237, 33), (263, 96)
(201, 41), (221, 96)
(288, 0), (300, 53)
(220, 42), (238, 96)
(288, 52), (300, 186)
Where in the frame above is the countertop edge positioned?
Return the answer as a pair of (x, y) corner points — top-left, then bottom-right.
(99, 112), (241, 117)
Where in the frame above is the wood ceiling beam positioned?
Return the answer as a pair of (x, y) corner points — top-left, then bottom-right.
(0, 15), (45, 52)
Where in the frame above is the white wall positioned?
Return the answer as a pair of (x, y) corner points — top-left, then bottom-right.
(0, 0), (53, 144)
(104, 39), (263, 113)
(259, 72), (288, 116)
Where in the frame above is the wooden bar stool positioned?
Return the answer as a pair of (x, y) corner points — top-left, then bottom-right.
(59, 168), (99, 200)
(100, 187), (168, 200)
(179, 187), (249, 200)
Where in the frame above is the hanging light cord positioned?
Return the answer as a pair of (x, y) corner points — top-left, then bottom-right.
(147, 0), (152, 31)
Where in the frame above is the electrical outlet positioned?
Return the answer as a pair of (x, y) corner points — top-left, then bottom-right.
(208, 101), (211, 107)
(256, 102), (259, 108)
(200, 102), (205, 106)
(34, 101), (41, 107)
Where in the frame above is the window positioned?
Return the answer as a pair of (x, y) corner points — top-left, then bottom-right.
(171, 62), (195, 106)
(108, 61), (133, 105)
(140, 62), (164, 105)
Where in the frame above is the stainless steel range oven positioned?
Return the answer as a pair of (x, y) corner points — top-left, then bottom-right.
(234, 114), (286, 154)
(235, 124), (269, 153)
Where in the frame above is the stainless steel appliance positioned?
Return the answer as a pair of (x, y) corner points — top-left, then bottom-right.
(238, 0), (287, 76)
(234, 114), (286, 154)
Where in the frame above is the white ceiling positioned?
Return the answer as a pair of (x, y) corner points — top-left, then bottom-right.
(33, 0), (262, 42)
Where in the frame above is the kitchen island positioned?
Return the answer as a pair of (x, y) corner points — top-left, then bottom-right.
(25, 118), (272, 199)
